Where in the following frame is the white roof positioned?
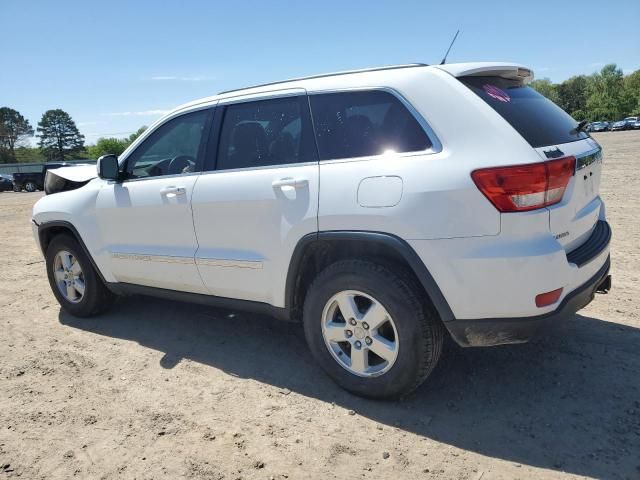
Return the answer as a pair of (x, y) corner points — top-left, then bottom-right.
(119, 61), (535, 162)
(169, 62), (534, 115)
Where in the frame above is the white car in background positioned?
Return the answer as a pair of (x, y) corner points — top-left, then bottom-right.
(31, 62), (612, 398)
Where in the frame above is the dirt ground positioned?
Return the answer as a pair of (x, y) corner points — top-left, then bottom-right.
(1, 131), (639, 480)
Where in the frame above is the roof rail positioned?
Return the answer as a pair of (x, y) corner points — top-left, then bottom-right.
(217, 63), (429, 95)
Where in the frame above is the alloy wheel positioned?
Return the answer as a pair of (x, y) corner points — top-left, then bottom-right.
(321, 290), (399, 377)
(53, 250), (85, 303)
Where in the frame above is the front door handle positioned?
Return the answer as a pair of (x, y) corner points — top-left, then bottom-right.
(272, 177), (309, 189)
(160, 186), (186, 196)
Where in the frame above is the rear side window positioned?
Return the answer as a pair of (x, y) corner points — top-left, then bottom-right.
(460, 76), (588, 148)
(216, 96), (316, 170)
(309, 90), (431, 160)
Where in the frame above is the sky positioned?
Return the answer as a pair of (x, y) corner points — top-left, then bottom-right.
(2, 0), (639, 146)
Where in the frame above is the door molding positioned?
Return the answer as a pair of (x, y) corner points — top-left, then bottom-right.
(110, 252), (195, 264)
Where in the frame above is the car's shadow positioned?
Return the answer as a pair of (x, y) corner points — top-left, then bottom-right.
(59, 296), (640, 480)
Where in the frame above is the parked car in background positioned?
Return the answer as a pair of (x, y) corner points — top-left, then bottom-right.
(0, 174), (14, 192)
(588, 121), (609, 132)
(611, 119), (630, 131)
(624, 116), (640, 130)
(12, 163), (69, 192)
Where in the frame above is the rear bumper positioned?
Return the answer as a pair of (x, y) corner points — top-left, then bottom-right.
(408, 213), (611, 345)
(446, 256), (611, 347)
(566, 220), (611, 267)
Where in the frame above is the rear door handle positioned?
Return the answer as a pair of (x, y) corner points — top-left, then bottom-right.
(272, 177), (309, 189)
(160, 186), (186, 195)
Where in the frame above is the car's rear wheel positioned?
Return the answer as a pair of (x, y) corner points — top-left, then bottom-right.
(303, 260), (443, 399)
(45, 234), (115, 317)
(24, 181), (37, 192)
(13, 184), (21, 192)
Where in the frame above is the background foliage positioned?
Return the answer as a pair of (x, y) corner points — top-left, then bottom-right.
(86, 127), (147, 159)
(530, 64), (640, 121)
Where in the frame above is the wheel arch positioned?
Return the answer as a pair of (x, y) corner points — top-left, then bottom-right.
(38, 220), (109, 285)
(285, 231), (455, 324)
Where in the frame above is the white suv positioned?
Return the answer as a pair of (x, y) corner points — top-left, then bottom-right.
(32, 62), (612, 398)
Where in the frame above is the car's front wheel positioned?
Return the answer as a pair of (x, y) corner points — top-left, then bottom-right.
(13, 184), (21, 192)
(45, 234), (115, 317)
(303, 260), (443, 399)
(24, 181), (37, 192)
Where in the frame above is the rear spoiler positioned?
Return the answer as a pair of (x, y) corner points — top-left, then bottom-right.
(435, 62), (534, 84)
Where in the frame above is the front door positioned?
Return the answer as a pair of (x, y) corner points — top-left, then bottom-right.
(191, 92), (319, 306)
(96, 108), (212, 293)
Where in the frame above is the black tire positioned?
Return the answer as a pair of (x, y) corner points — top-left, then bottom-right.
(24, 181), (37, 192)
(13, 184), (21, 192)
(303, 260), (444, 399)
(45, 234), (115, 317)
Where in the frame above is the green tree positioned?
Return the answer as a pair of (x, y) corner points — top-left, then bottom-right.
(0, 107), (34, 163)
(530, 78), (560, 103)
(127, 126), (147, 144)
(86, 126), (148, 159)
(624, 70), (640, 115)
(585, 64), (635, 120)
(556, 75), (589, 118)
(37, 109), (85, 161)
(87, 137), (129, 158)
(14, 146), (44, 163)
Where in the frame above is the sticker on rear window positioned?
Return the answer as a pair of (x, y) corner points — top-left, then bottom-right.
(483, 84), (510, 103)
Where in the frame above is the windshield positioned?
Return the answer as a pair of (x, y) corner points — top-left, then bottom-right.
(460, 76), (589, 148)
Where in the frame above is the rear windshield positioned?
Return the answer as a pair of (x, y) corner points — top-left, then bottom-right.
(460, 76), (588, 148)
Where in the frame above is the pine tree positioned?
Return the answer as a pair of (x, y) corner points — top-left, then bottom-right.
(0, 107), (34, 163)
(37, 109), (85, 161)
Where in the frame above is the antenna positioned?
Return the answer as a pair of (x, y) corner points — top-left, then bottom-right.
(440, 30), (460, 65)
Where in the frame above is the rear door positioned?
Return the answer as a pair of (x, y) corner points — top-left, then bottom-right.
(191, 90), (319, 305)
(460, 76), (603, 252)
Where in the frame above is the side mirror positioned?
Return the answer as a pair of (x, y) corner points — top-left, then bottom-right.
(97, 154), (120, 180)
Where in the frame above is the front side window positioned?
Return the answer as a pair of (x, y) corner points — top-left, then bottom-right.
(216, 96), (316, 170)
(309, 90), (432, 161)
(125, 110), (208, 178)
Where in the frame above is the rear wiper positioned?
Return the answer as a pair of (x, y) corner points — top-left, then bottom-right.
(571, 119), (589, 135)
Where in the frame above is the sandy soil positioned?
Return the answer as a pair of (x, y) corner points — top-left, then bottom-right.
(1, 131), (639, 480)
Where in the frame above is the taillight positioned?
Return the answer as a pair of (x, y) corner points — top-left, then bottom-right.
(471, 157), (575, 212)
(545, 157), (576, 205)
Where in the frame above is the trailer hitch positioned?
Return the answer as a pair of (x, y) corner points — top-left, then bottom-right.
(596, 275), (611, 294)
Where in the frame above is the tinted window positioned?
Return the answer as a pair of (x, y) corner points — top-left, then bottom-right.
(309, 90), (431, 160)
(216, 96), (316, 170)
(126, 110), (208, 178)
(460, 76), (588, 148)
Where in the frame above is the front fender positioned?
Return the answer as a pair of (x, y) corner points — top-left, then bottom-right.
(32, 179), (116, 283)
